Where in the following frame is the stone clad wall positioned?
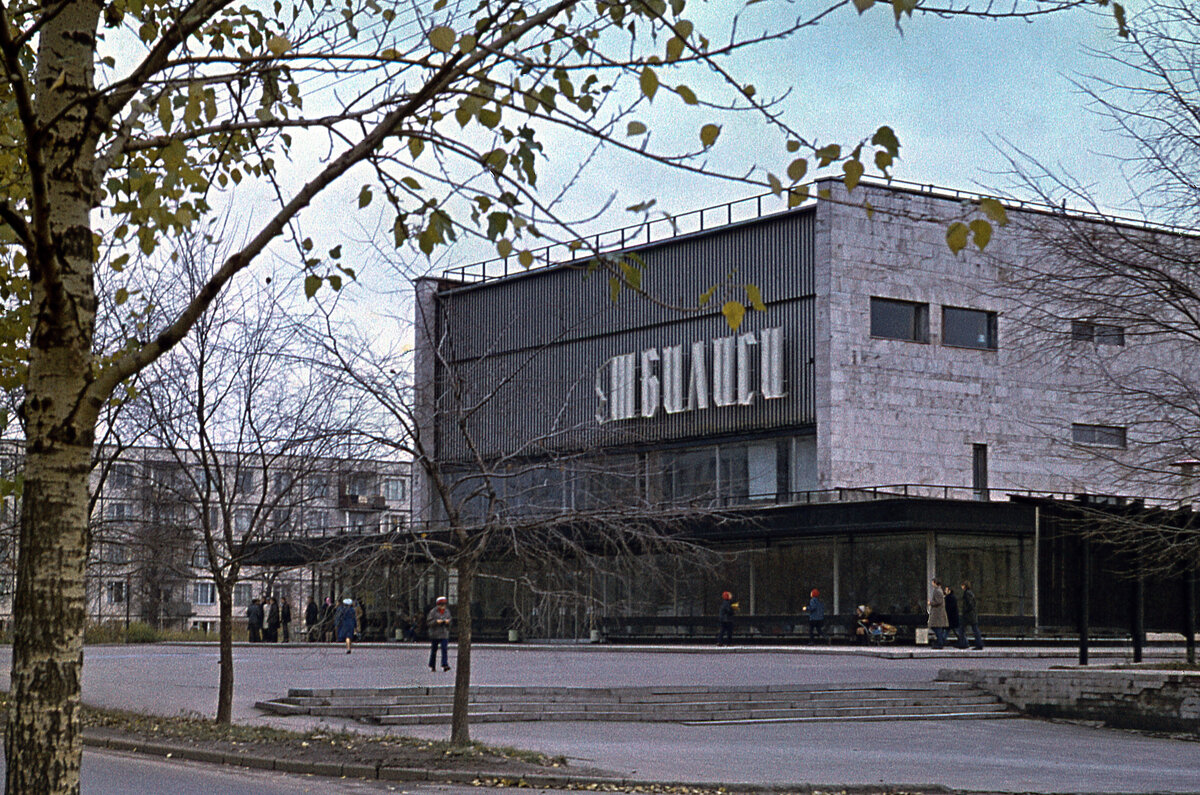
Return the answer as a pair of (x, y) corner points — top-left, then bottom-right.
(940, 667), (1200, 733)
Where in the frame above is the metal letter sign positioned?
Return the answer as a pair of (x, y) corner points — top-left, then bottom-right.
(595, 327), (785, 424)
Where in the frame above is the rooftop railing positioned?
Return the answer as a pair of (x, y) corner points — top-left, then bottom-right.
(438, 176), (1170, 287)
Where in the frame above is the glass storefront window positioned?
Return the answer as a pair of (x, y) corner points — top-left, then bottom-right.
(936, 534), (1031, 617)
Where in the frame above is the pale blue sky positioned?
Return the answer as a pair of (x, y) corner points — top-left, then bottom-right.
(419, 2), (1135, 272)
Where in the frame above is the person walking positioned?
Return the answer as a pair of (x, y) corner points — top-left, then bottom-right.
(334, 597), (357, 654)
(807, 588), (826, 642)
(927, 577), (949, 649)
(960, 580), (984, 650)
(280, 597), (292, 643)
(944, 585), (966, 648)
(716, 591), (735, 646)
(427, 596), (453, 671)
(246, 598), (263, 643)
(304, 597), (319, 641)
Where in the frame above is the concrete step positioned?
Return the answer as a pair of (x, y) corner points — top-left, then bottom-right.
(256, 682), (1014, 725)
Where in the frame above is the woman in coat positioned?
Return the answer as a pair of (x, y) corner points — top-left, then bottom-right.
(927, 578), (949, 649)
(334, 598), (357, 654)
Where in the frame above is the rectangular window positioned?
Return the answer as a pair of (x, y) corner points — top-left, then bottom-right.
(972, 443), (989, 501)
(193, 581), (216, 606)
(104, 501), (132, 521)
(1071, 320), (1125, 346)
(106, 581), (126, 604)
(235, 469), (257, 494)
(1072, 423), (1127, 448)
(233, 583), (253, 607)
(193, 545), (210, 569)
(942, 306), (998, 350)
(870, 298), (928, 343)
(108, 464), (134, 490)
(383, 478), (407, 502)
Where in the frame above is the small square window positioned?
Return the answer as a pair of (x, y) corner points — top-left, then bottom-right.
(1071, 423), (1127, 448)
(1071, 320), (1125, 346)
(106, 581), (126, 604)
(942, 306), (997, 350)
(870, 298), (929, 343)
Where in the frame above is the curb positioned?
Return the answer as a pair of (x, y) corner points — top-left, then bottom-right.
(80, 730), (961, 793)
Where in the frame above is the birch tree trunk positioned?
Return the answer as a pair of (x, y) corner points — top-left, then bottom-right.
(5, 4), (103, 792)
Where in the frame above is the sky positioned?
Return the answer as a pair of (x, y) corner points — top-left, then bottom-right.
(415, 2), (1130, 279)
(214, 1), (1139, 328)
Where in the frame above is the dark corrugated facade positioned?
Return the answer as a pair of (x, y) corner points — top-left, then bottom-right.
(433, 208), (818, 461)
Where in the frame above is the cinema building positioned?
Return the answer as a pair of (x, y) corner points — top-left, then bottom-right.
(413, 179), (1199, 641)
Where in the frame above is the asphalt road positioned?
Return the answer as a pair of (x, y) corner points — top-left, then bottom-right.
(0, 643), (1196, 793)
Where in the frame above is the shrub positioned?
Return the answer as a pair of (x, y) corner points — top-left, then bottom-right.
(123, 622), (160, 644)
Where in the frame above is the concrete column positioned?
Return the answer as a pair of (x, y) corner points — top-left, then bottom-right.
(926, 531), (937, 583)
(832, 543), (840, 615)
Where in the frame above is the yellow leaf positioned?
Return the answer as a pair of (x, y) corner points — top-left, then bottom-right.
(969, 219), (993, 250)
(767, 173), (783, 197)
(267, 35), (291, 55)
(843, 159), (864, 191)
(640, 66), (659, 100)
(699, 124), (720, 149)
(745, 284), (767, 312)
(946, 222), (969, 254)
(786, 158), (807, 183)
(722, 301), (746, 331)
(627, 121), (647, 136)
(979, 197), (1009, 227)
(518, 250), (534, 268)
(428, 26), (456, 53)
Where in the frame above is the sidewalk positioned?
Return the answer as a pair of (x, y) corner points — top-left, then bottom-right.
(9, 643), (1200, 794)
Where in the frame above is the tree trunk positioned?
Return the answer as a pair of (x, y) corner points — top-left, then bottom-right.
(216, 583), (235, 724)
(450, 558), (475, 745)
(5, 443), (92, 795)
(6, 4), (105, 791)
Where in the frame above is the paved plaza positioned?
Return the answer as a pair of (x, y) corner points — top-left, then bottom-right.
(0, 642), (1196, 793)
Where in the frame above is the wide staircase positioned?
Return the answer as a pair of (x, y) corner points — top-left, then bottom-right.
(256, 681), (1015, 725)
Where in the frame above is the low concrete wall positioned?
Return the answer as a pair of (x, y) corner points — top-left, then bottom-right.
(939, 668), (1200, 734)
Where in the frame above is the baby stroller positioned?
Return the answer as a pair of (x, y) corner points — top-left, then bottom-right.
(854, 605), (897, 643)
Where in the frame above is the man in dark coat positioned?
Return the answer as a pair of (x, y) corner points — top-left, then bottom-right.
(304, 597), (319, 641)
(960, 580), (984, 650)
(280, 597), (292, 643)
(246, 598), (263, 643)
(266, 596), (280, 643)
(426, 596), (453, 671)
(944, 585), (966, 648)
